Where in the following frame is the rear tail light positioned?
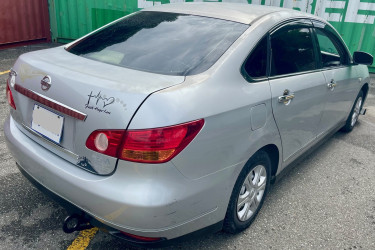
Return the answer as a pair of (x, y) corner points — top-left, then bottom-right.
(86, 119), (204, 163)
(6, 79), (16, 110)
(86, 130), (124, 158)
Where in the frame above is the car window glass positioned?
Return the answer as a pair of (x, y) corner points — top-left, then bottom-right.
(315, 28), (343, 67)
(67, 11), (248, 76)
(244, 37), (267, 78)
(270, 27), (316, 76)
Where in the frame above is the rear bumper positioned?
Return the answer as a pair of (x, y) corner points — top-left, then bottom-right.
(16, 162), (222, 247)
(4, 115), (237, 240)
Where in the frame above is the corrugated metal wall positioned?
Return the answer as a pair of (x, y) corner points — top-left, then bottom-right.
(48, 0), (375, 72)
(48, 0), (140, 43)
(0, 0), (51, 48)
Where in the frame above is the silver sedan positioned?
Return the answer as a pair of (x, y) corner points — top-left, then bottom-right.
(4, 2), (373, 246)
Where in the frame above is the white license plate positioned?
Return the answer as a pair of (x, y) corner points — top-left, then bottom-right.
(31, 105), (64, 144)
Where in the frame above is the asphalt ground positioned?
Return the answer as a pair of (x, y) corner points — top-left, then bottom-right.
(1, 44), (375, 250)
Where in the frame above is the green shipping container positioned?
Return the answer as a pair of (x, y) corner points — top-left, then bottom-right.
(48, 0), (375, 72)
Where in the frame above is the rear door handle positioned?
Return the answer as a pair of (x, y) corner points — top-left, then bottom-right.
(278, 93), (295, 105)
(327, 79), (337, 90)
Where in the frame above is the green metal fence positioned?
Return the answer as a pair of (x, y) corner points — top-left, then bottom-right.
(48, 0), (375, 72)
(48, 0), (140, 43)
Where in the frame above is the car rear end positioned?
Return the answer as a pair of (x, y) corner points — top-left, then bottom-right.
(4, 9), (250, 244)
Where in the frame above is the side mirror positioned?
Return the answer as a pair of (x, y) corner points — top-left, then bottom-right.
(353, 51), (373, 65)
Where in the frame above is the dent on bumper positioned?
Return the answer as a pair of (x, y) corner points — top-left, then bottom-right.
(4, 116), (234, 239)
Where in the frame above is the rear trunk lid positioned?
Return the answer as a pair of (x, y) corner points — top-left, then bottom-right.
(10, 46), (185, 175)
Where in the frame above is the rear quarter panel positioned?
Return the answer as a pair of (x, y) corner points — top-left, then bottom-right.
(128, 21), (283, 181)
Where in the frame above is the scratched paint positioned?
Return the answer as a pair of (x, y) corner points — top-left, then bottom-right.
(17, 63), (47, 82)
(49, 0), (375, 72)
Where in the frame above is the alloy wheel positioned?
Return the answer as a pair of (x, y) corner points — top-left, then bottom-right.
(237, 165), (267, 222)
(351, 97), (362, 127)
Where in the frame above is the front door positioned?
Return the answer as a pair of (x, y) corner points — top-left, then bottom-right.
(312, 24), (360, 136)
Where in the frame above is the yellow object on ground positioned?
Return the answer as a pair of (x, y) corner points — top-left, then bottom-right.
(67, 227), (99, 250)
(0, 70), (10, 75)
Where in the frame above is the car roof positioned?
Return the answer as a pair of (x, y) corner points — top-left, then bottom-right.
(142, 3), (314, 25)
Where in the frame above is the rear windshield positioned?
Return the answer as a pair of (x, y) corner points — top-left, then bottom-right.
(67, 11), (248, 76)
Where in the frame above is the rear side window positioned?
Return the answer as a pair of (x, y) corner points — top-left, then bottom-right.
(67, 11), (248, 76)
(243, 37), (267, 79)
(270, 27), (316, 76)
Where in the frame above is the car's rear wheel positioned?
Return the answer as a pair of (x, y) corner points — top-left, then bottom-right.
(341, 90), (363, 132)
(223, 151), (271, 234)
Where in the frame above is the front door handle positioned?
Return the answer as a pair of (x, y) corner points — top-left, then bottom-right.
(278, 90), (295, 105)
(327, 79), (337, 90)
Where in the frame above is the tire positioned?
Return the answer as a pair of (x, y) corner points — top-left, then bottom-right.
(341, 90), (364, 132)
(223, 150), (271, 234)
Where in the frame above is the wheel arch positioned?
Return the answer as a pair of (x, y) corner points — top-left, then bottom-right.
(223, 143), (280, 233)
(361, 83), (369, 103)
(257, 144), (280, 180)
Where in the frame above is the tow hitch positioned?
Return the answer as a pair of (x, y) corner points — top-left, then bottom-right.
(63, 214), (94, 233)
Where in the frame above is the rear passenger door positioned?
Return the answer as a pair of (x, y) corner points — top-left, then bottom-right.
(312, 22), (360, 137)
(268, 21), (327, 163)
